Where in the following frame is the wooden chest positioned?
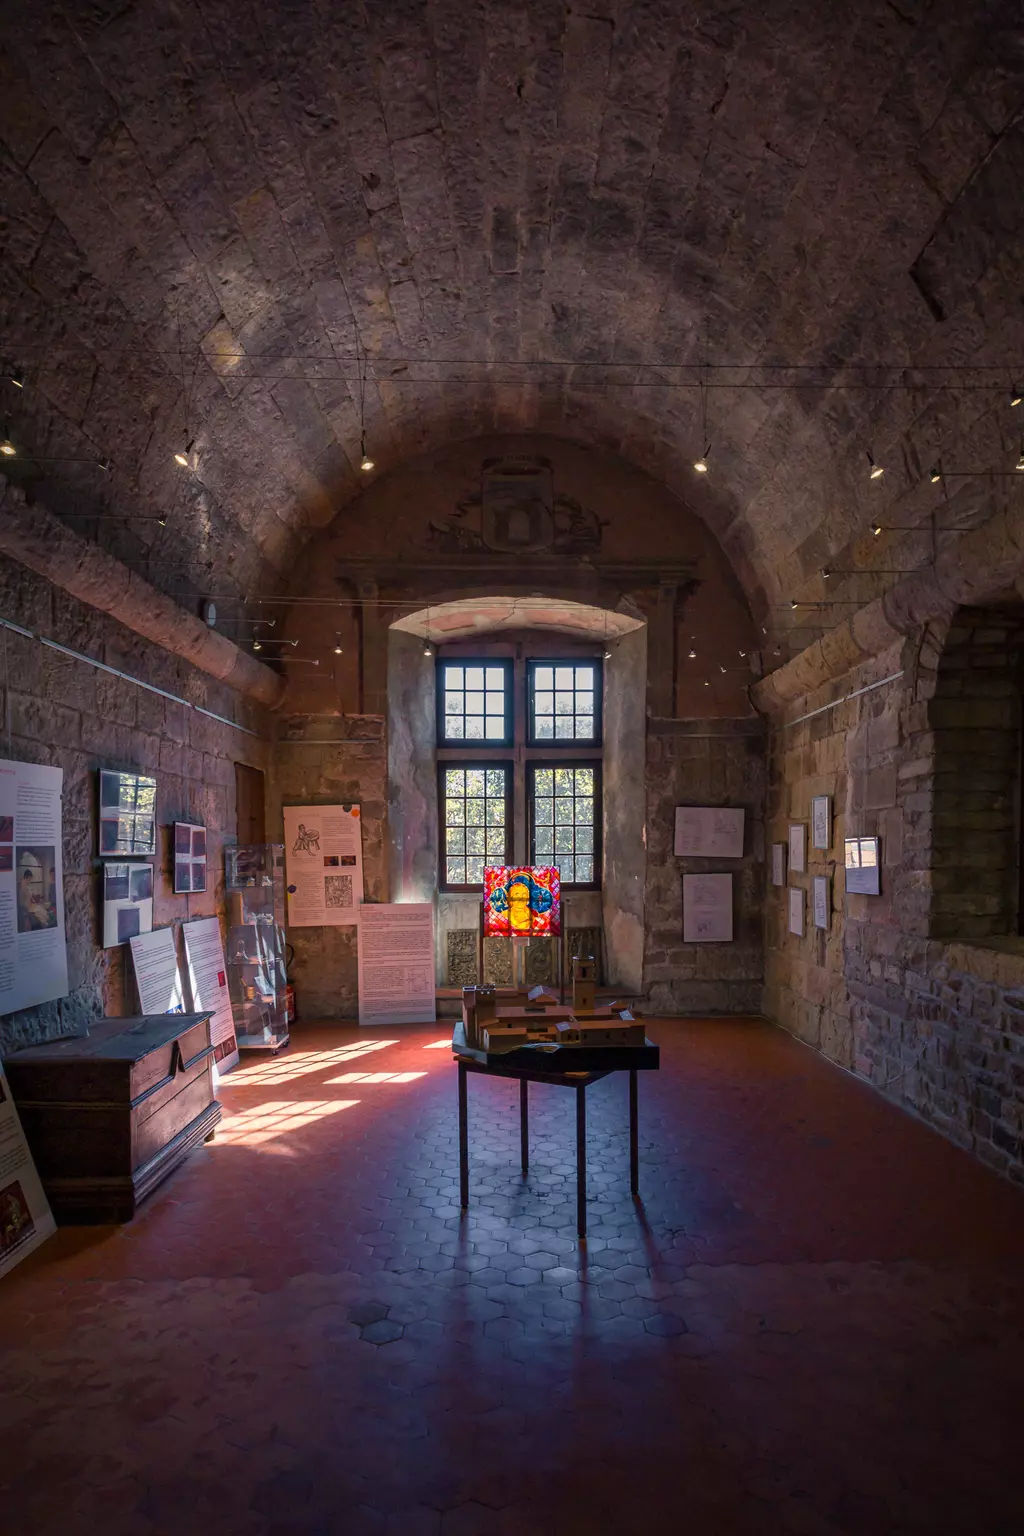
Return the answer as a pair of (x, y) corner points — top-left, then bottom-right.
(4, 1013), (222, 1223)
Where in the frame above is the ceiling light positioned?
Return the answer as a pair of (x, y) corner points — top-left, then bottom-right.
(359, 435), (374, 472)
(1011, 387), (1023, 408)
(96, 457), (112, 472)
(687, 647), (697, 659)
(866, 452), (884, 479)
(252, 639), (262, 651)
(0, 428), (15, 457)
(333, 643), (343, 655)
(174, 437), (195, 467)
(693, 445), (710, 474)
(719, 665), (727, 674)
(703, 678), (710, 687)
(423, 641), (432, 657)
(790, 599), (799, 609)
(929, 464), (942, 482)
(738, 649), (747, 658)
(157, 516), (167, 527)
(821, 567), (831, 579)
(1016, 442), (1024, 471)
(10, 368), (24, 389)
(871, 523), (882, 536)
(603, 648), (612, 660)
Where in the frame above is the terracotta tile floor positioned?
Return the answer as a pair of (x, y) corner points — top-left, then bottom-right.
(3, 1017), (1024, 1535)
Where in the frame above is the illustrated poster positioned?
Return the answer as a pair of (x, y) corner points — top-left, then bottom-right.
(130, 927), (186, 1015)
(674, 807), (745, 859)
(0, 759), (69, 1017)
(682, 873), (734, 943)
(183, 917), (239, 1076)
(0, 1059), (57, 1278)
(284, 804), (363, 926)
(358, 904), (436, 1026)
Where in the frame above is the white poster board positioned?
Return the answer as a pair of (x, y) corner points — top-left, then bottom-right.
(0, 1059), (57, 1278)
(674, 806), (745, 858)
(183, 917), (239, 1076)
(130, 927), (186, 1015)
(682, 873), (733, 943)
(812, 875), (831, 930)
(788, 822), (807, 874)
(811, 796), (832, 851)
(771, 843), (787, 887)
(845, 836), (881, 895)
(788, 886), (805, 937)
(0, 759), (68, 1017)
(358, 904), (436, 1026)
(284, 804), (363, 926)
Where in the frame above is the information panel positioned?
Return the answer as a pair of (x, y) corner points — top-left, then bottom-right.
(284, 804), (363, 927)
(183, 917), (239, 1076)
(674, 806), (745, 859)
(358, 904), (436, 1026)
(0, 1059), (56, 1278)
(0, 759), (68, 1017)
(130, 927), (186, 1015)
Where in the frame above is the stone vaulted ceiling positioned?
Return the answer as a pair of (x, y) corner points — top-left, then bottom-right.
(1, 0), (1024, 641)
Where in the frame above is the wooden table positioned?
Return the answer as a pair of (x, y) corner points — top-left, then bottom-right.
(452, 1022), (660, 1239)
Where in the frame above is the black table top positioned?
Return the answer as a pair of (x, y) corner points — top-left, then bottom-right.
(451, 1020), (659, 1079)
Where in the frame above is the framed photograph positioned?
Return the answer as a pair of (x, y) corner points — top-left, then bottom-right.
(788, 886), (805, 937)
(811, 795), (832, 851)
(99, 770), (157, 857)
(771, 843), (787, 887)
(102, 861), (154, 948)
(812, 874), (831, 930)
(674, 806), (745, 859)
(845, 836), (881, 896)
(174, 822), (208, 894)
(788, 822), (807, 874)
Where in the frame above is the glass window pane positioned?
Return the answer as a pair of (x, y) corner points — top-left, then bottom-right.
(466, 857), (485, 884)
(486, 769), (505, 796)
(445, 692), (462, 714)
(535, 691), (553, 715)
(447, 859), (466, 883)
(555, 717), (574, 738)
(535, 797), (553, 824)
(486, 829), (505, 856)
(466, 826), (486, 854)
(576, 798), (593, 825)
(446, 798), (464, 825)
(576, 692), (593, 715)
(575, 717), (594, 739)
(557, 857), (575, 882)
(575, 857), (594, 883)
(445, 769), (464, 795)
(485, 667), (504, 688)
(555, 692), (573, 715)
(534, 717), (554, 739)
(465, 666), (484, 690)
(446, 828), (466, 854)
(465, 769), (485, 797)
(484, 718), (504, 739)
(465, 691), (485, 716)
(447, 718), (465, 739)
(535, 828), (553, 856)
(486, 798), (504, 825)
(555, 798), (573, 824)
(576, 767), (594, 794)
(466, 717), (484, 739)
(555, 827), (573, 852)
(575, 665), (595, 690)
(444, 665), (464, 689)
(466, 798), (484, 825)
(576, 828), (593, 854)
(534, 769), (554, 795)
(485, 692), (504, 714)
(535, 666), (553, 689)
(554, 768), (573, 795)
(555, 666), (574, 689)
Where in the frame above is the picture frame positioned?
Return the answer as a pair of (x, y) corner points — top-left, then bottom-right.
(173, 822), (208, 895)
(771, 842), (787, 887)
(845, 836), (881, 896)
(102, 861), (154, 948)
(812, 874), (831, 930)
(788, 886), (805, 937)
(99, 769), (157, 857)
(788, 822), (807, 874)
(674, 806), (745, 859)
(811, 795), (832, 851)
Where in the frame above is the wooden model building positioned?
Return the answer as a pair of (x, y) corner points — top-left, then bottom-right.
(461, 972), (646, 1054)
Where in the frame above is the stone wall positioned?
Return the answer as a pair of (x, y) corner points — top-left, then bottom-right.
(644, 718), (765, 1015)
(763, 605), (1024, 1183)
(268, 714), (387, 1021)
(0, 554), (268, 1054)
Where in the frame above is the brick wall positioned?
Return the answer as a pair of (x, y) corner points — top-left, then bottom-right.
(0, 554), (268, 1054)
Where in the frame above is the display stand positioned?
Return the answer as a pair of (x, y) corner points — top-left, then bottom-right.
(225, 844), (290, 1052)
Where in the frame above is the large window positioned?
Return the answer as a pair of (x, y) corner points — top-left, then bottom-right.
(529, 764), (600, 888)
(437, 653), (603, 892)
(527, 660), (601, 744)
(440, 764), (512, 891)
(437, 659), (513, 746)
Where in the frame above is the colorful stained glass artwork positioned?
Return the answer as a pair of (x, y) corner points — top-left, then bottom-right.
(483, 866), (561, 938)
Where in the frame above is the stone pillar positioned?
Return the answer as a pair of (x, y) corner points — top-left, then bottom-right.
(359, 579), (388, 717)
(646, 582), (676, 719)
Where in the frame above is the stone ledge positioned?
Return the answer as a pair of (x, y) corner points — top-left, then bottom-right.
(944, 938), (1024, 992)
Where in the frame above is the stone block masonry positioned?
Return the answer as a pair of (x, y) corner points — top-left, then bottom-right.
(0, 554), (268, 1055)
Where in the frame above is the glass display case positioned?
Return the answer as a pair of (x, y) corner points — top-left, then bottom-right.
(224, 843), (290, 1052)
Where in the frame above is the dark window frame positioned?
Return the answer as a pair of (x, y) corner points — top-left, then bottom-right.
(436, 657), (514, 749)
(527, 759), (603, 892)
(526, 657), (603, 748)
(437, 759), (514, 893)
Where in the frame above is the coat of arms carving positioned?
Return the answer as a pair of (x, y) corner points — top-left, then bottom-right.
(424, 457), (606, 557)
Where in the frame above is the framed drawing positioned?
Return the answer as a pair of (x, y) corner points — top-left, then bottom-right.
(788, 886), (805, 937)
(682, 873), (733, 943)
(812, 874), (831, 930)
(173, 822), (208, 895)
(811, 795), (832, 851)
(771, 843), (787, 887)
(845, 836), (881, 895)
(788, 822), (807, 874)
(99, 770), (157, 857)
(674, 806), (744, 859)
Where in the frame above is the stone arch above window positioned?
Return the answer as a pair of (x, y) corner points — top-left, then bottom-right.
(929, 606), (1024, 942)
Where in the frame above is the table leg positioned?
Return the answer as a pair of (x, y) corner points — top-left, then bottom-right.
(576, 1084), (587, 1240)
(629, 1068), (639, 1198)
(458, 1061), (469, 1210)
(520, 1078), (529, 1174)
